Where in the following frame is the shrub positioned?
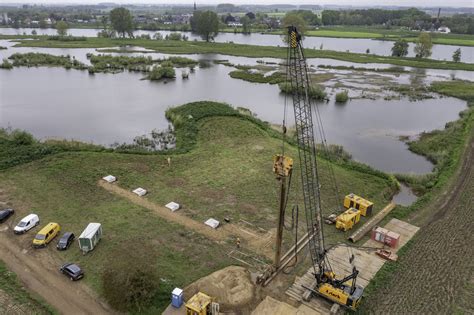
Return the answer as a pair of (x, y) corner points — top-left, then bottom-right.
(148, 65), (176, 80)
(102, 246), (160, 312)
(278, 82), (327, 100)
(0, 59), (13, 69)
(11, 130), (34, 145)
(335, 90), (349, 103)
(166, 32), (182, 41)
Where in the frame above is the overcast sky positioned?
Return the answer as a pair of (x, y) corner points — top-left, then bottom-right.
(1, 0), (473, 7)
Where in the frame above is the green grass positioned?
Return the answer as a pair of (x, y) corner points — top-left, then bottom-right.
(358, 81), (474, 309)
(0, 101), (396, 312)
(228, 69), (285, 84)
(0, 260), (55, 314)
(4, 35), (474, 71)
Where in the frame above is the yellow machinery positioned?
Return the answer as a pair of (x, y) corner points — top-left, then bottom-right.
(344, 193), (373, 216)
(185, 292), (219, 315)
(335, 208), (361, 231)
(282, 26), (364, 310)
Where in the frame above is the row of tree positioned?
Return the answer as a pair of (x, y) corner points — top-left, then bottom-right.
(391, 33), (462, 62)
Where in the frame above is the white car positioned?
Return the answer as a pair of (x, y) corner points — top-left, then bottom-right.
(14, 214), (40, 234)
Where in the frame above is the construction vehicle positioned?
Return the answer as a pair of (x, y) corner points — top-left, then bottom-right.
(344, 193), (373, 216)
(282, 26), (364, 310)
(335, 208), (361, 231)
(185, 292), (219, 315)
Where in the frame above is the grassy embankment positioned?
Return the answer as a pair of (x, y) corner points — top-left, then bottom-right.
(0, 260), (54, 314)
(357, 80), (474, 309)
(3, 35), (474, 71)
(263, 26), (474, 46)
(0, 101), (397, 313)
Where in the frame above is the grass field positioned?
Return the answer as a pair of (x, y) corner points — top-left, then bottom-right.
(0, 101), (395, 313)
(0, 260), (54, 314)
(3, 35), (473, 71)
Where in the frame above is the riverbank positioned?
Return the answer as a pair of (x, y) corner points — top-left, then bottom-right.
(359, 80), (474, 313)
(0, 101), (396, 313)
(3, 35), (473, 71)
(3, 24), (473, 47)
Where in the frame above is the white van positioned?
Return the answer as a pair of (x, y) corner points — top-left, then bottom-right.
(14, 214), (40, 234)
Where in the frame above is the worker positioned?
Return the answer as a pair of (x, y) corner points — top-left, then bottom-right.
(167, 157), (171, 167)
(236, 237), (241, 249)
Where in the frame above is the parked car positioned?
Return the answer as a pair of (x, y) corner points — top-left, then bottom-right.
(14, 214), (40, 234)
(0, 208), (14, 223)
(59, 263), (84, 281)
(32, 222), (60, 248)
(57, 232), (75, 250)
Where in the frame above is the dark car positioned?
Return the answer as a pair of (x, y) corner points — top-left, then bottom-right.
(0, 209), (14, 223)
(57, 232), (75, 250)
(59, 263), (84, 281)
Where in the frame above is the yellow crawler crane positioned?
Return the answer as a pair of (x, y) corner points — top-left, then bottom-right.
(284, 26), (364, 310)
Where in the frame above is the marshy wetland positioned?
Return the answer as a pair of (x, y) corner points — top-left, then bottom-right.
(0, 40), (468, 174)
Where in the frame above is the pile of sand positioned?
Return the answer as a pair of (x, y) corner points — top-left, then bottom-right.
(184, 266), (255, 309)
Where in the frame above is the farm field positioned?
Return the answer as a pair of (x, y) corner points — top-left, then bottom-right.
(0, 102), (395, 313)
(361, 126), (474, 314)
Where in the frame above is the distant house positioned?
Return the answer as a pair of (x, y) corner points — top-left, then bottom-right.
(438, 26), (451, 33)
(227, 22), (242, 27)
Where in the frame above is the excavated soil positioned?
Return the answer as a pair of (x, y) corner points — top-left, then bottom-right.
(183, 266), (257, 312)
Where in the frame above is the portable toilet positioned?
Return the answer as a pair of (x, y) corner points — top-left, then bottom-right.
(78, 223), (102, 254)
(171, 287), (184, 308)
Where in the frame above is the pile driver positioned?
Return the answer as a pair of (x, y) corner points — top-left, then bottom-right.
(273, 26), (364, 310)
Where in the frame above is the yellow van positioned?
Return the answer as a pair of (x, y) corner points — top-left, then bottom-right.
(32, 222), (61, 248)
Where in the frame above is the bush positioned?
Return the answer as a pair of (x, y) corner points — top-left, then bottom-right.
(8, 53), (87, 70)
(148, 65), (176, 80)
(166, 32), (182, 41)
(278, 82), (327, 100)
(11, 130), (34, 145)
(335, 90), (349, 103)
(102, 246), (160, 312)
(0, 59), (13, 69)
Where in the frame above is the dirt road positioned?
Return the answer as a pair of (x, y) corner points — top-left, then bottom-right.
(99, 180), (275, 258)
(363, 134), (474, 313)
(0, 212), (113, 315)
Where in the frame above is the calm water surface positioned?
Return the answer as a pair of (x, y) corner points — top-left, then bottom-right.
(0, 61), (466, 174)
(1, 27), (473, 63)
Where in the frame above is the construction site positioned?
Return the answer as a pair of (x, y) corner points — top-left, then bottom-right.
(1, 6), (474, 315)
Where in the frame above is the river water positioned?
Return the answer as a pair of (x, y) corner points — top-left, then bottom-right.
(1, 27), (473, 63)
(0, 40), (468, 174)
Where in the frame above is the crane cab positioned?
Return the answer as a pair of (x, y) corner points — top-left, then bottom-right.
(318, 282), (364, 310)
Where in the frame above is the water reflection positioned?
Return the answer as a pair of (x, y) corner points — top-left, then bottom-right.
(392, 183), (418, 206)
